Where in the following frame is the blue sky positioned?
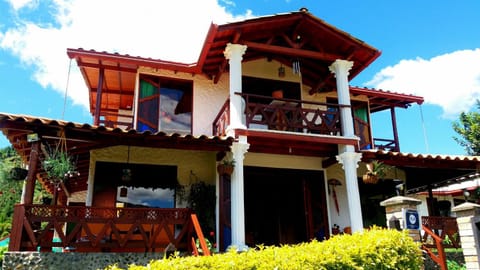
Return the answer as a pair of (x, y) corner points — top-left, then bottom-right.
(0, 0), (479, 155)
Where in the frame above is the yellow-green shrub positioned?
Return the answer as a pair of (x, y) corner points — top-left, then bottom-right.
(107, 227), (423, 270)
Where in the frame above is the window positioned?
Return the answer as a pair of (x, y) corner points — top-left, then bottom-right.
(94, 162), (178, 208)
(137, 75), (192, 134)
(117, 186), (175, 208)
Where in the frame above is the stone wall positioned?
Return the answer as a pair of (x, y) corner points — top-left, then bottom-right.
(3, 252), (168, 270)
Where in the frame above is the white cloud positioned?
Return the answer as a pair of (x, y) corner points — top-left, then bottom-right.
(0, 0), (253, 110)
(365, 49), (480, 118)
(6, 0), (37, 10)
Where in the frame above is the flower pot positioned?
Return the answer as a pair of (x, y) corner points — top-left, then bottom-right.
(217, 164), (234, 175)
(9, 167), (28, 180)
(362, 174), (379, 184)
(272, 90), (284, 99)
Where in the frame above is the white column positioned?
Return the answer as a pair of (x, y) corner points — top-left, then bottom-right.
(229, 136), (249, 251)
(336, 152), (363, 232)
(330, 59), (364, 232)
(329, 60), (355, 137)
(224, 43), (247, 136)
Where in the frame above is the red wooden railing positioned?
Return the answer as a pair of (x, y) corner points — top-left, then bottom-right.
(190, 213), (211, 256)
(373, 138), (399, 152)
(213, 99), (230, 136)
(213, 93), (343, 136)
(421, 216), (461, 270)
(212, 93), (401, 151)
(9, 204), (210, 255)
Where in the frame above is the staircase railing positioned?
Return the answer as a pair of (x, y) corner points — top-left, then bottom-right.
(422, 225), (448, 270)
(190, 213), (211, 256)
(421, 216), (461, 270)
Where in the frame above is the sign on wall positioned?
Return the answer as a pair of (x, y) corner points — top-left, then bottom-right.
(404, 209), (420, 230)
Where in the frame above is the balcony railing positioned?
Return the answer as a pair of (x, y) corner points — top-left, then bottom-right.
(9, 204), (210, 254)
(213, 93), (399, 152)
(213, 93), (344, 136)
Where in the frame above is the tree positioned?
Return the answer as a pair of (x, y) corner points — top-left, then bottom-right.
(0, 146), (50, 237)
(452, 100), (480, 155)
(0, 146), (23, 237)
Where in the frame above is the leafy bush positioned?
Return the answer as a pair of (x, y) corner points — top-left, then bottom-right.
(0, 246), (7, 268)
(106, 227), (423, 270)
(447, 260), (466, 270)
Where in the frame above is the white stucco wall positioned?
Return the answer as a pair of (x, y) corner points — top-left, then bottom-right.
(325, 164), (350, 232)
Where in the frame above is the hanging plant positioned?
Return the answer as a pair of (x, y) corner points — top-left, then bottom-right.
(42, 130), (79, 184)
(363, 160), (388, 184)
(3, 150), (28, 181)
(9, 167), (28, 181)
(217, 158), (235, 176)
(43, 151), (78, 184)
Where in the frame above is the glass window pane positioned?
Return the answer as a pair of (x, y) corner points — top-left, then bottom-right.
(117, 186), (175, 208)
(160, 87), (191, 134)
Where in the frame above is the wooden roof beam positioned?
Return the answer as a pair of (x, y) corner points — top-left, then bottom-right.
(90, 88), (134, 96)
(243, 41), (342, 62)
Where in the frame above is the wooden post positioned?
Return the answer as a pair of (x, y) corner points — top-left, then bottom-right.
(8, 205), (25, 251)
(390, 107), (400, 152)
(23, 141), (40, 205)
(94, 68), (104, 126)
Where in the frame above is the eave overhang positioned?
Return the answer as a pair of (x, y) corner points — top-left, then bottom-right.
(0, 113), (233, 194)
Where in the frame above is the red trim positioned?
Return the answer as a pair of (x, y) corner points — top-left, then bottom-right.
(67, 48), (200, 74)
(196, 23), (218, 70)
(235, 129), (358, 145)
(350, 86), (424, 105)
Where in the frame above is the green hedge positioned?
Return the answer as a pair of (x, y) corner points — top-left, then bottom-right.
(107, 227), (423, 270)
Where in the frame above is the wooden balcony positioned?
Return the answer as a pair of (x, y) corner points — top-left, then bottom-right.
(213, 93), (398, 151)
(214, 93), (344, 136)
(9, 204), (210, 254)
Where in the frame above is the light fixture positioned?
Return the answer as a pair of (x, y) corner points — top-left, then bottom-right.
(278, 65), (285, 78)
(121, 146), (132, 182)
(27, 133), (39, 142)
(393, 179), (404, 196)
(463, 188), (470, 201)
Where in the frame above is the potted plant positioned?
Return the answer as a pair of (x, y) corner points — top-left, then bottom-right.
(10, 166), (28, 180)
(217, 159), (235, 175)
(3, 153), (28, 181)
(363, 160), (388, 184)
(42, 150), (78, 185)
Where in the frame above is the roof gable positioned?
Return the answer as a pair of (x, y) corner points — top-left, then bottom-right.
(198, 10), (381, 91)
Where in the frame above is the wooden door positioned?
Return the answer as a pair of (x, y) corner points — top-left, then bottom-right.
(219, 174), (231, 251)
(301, 173), (329, 241)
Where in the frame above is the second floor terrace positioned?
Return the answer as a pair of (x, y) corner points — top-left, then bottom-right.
(66, 10), (424, 157)
(212, 89), (423, 153)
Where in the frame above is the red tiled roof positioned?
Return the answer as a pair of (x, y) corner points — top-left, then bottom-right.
(350, 86), (424, 112)
(362, 149), (480, 163)
(0, 112), (234, 194)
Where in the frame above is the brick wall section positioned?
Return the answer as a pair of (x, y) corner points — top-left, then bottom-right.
(380, 195), (422, 241)
(452, 202), (480, 270)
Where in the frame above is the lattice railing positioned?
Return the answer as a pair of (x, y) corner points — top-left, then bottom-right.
(9, 204), (209, 254)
